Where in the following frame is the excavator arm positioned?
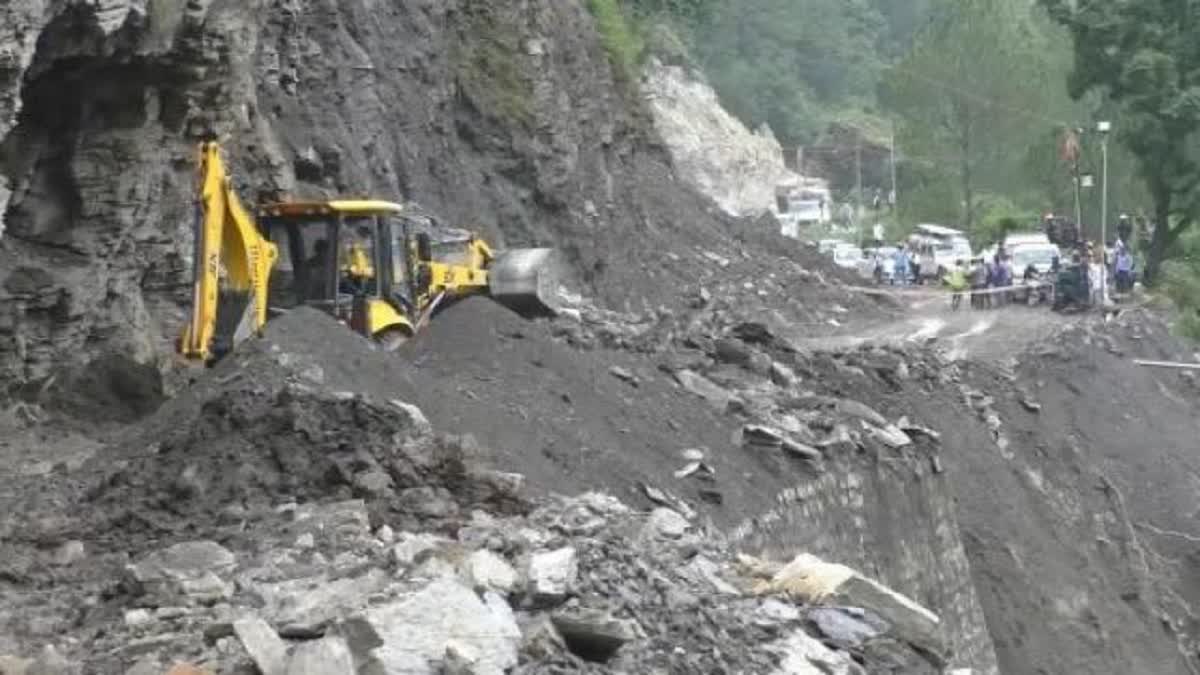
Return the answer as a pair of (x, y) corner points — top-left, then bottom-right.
(178, 141), (278, 362)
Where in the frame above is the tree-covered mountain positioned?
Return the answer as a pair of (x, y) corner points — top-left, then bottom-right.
(609, 0), (1147, 248)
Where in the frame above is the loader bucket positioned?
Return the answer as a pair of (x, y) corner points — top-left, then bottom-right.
(487, 247), (563, 316)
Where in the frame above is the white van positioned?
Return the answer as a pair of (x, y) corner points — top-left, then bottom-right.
(910, 224), (973, 280)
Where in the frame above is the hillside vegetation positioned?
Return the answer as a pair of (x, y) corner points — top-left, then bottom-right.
(596, 0), (1145, 244)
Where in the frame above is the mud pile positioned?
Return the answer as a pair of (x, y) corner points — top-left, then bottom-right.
(0, 304), (964, 674)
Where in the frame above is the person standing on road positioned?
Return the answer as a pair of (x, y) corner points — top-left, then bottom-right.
(970, 257), (988, 309)
(1114, 243), (1135, 295)
(945, 259), (968, 311)
(893, 245), (910, 286)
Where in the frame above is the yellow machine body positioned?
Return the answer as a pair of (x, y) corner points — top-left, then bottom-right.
(178, 142), (560, 363)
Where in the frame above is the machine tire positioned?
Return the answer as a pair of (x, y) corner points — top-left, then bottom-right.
(375, 327), (412, 352)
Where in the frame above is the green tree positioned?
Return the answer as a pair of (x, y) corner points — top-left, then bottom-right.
(1042, 0), (1200, 283)
(693, 0), (886, 148)
(881, 0), (1045, 232)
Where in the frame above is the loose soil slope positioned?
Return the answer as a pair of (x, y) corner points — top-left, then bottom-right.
(921, 308), (1200, 674)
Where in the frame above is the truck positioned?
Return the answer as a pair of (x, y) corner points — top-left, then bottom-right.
(774, 178), (831, 239)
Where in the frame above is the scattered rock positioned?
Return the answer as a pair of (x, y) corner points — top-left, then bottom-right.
(441, 640), (483, 675)
(865, 423), (912, 449)
(551, 609), (640, 663)
(896, 416), (941, 441)
(742, 553), (944, 664)
(526, 548), (578, 606)
(519, 616), (567, 660)
(124, 609), (154, 628)
(461, 550), (517, 594)
(641, 508), (690, 540)
(743, 424), (785, 448)
(1020, 397), (1042, 413)
(770, 361), (799, 388)
(807, 607), (885, 646)
(127, 541), (236, 603)
(608, 366), (638, 386)
(781, 438), (822, 461)
(286, 636), (355, 675)
(49, 540), (85, 567)
(674, 370), (736, 409)
(836, 399), (889, 427)
(392, 532), (449, 566)
(339, 578), (520, 674)
(24, 645), (79, 675)
(673, 461), (715, 479)
(767, 629), (861, 675)
(233, 616), (288, 675)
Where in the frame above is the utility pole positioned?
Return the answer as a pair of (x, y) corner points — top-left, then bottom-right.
(855, 134), (863, 229)
(796, 146), (804, 177)
(1098, 120), (1111, 306)
(1080, 136), (1089, 225)
(889, 120), (898, 214)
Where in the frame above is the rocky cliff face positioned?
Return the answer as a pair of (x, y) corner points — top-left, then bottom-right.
(642, 58), (801, 218)
(0, 0), (747, 386)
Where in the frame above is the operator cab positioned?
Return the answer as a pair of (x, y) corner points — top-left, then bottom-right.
(258, 200), (424, 345)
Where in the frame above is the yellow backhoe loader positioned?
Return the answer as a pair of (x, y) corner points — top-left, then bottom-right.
(178, 141), (560, 363)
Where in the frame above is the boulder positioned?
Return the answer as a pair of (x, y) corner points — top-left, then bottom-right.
(742, 424), (785, 448)
(127, 541), (236, 603)
(807, 607), (885, 646)
(338, 578), (521, 675)
(292, 499), (373, 545)
(461, 550), (517, 594)
(551, 609), (640, 663)
(519, 616), (567, 660)
(674, 370), (736, 410)
(680, 555), (742, 596)
(746, 553), (945, 662)
(254, 568), (389, 630)
(835, 399), (888, 427)
(770, 362), (799, 388)
(286, 636), (355, 675)
(392, 532), (451, 566)
(767, 629), (862, 675)
(865, 423), (912, 449)
(526, 547), (578, 606)
(233, 616), (288, 675)
(640, 508), (690, 540)
(49, 540), (85, 567)
(714, 338), (754, 366)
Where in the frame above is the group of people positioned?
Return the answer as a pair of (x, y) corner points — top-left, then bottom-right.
(940, 240), (1138, 314)
(942, 252), (1050, 311)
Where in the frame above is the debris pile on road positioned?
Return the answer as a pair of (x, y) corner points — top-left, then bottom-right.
(0, 299), (966, 674)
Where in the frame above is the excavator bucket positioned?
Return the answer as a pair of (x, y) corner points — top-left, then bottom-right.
(487, 247), (563, 316)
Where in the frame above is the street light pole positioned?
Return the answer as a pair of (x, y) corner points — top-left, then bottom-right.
(1098, 120), (1111, 306)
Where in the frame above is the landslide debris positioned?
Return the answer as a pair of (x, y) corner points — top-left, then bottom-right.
(904, 307), (1200, 675)
(0, 284), (1003, 672)
(0, 303), (959, 674)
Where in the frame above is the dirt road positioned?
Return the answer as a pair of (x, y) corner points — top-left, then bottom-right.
(791, 286), (1079, 361)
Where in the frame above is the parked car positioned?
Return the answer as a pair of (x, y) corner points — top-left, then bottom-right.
(831, 245), (864, 270)
(859, 245), (898, 284)
(818, 239), (851, 256)
(1010, 242), (1061, 275)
